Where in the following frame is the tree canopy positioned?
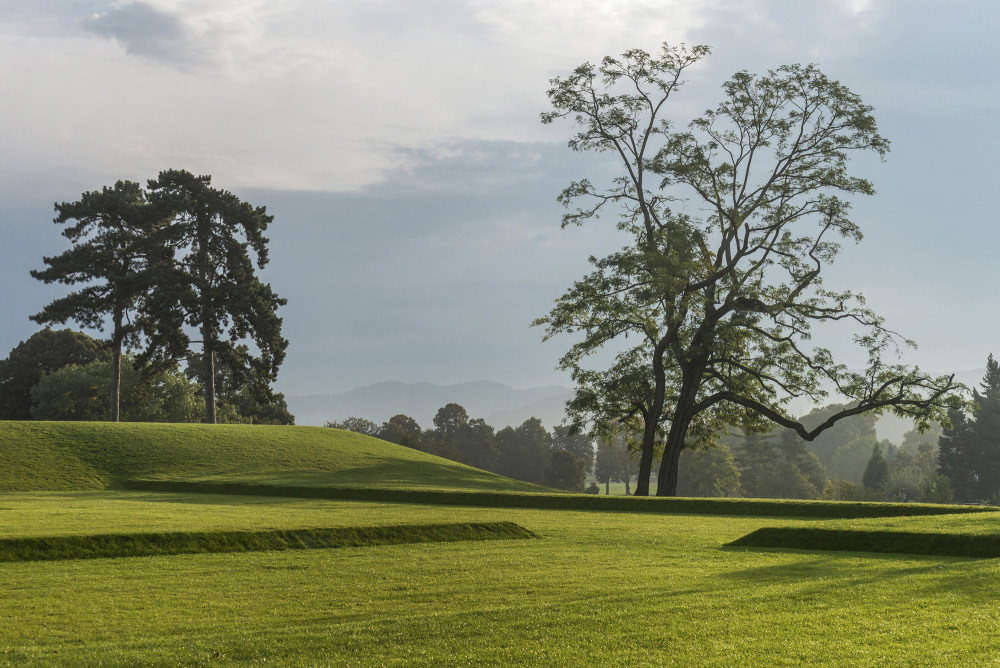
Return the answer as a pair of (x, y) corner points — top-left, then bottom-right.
(0, 329), (106, 419)
(536, 43), (959, 496)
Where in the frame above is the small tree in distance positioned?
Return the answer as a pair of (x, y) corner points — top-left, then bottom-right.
(862, 444), (889, 493)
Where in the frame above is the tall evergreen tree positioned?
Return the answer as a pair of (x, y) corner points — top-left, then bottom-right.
(938, 356), (1000, 502)
(30, 181), (165, 421)
(146, 170), (287, 424)
(862, 443), (889, 492)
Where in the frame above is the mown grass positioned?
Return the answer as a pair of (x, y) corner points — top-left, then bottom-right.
(0, 421), (547, 493)
(4, 490), (1000, 666)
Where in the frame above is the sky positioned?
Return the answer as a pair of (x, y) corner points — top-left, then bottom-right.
(1, 0), (997, 397)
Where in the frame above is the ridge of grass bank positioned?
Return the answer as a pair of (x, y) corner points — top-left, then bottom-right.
(122, 479), (1000, 519)
(0, 522), (537, 562)
(728, 526), (1000, 558)
(0, 421), (547, 493)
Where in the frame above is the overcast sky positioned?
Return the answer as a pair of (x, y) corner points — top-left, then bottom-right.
(1, 0), (997, 396)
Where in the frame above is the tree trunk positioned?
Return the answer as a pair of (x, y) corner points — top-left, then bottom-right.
(625, 479), (631, 496)
(655, 368), (702, 496)
(605, 480), (610, 495)
(203, 340), (216, 424)
(634, 339), (669, 496)
(198, 213), (217, 424)
(110, 308), (123, 422)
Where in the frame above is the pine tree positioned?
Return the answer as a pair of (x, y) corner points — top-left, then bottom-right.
(146, 170), (287, 424)
(30, 181), (166, 421)
(862, 443), (889, 492)
(938, 355), (1000, 502)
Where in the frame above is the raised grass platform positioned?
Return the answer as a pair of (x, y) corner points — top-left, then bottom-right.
(0, 522), (538, 562)
(729, 525), (1000, 558)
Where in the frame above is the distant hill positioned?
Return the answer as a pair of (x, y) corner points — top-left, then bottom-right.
(287, 381), (574, 429)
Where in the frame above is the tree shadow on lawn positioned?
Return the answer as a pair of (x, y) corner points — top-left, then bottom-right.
(714, 550), (989, 603)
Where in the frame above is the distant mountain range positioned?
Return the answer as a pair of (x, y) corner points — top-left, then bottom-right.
(288, 368), (987, 441)
(286, 381), (574, 430)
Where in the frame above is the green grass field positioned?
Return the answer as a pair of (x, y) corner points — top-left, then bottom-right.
(5, 421), (1000, 665)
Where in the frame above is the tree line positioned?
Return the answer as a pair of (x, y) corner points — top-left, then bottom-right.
(328, 404), (596, 492)
(19, 170), (287, 423)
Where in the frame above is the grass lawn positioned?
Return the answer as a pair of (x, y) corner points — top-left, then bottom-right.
(4, 490), (1000, 666)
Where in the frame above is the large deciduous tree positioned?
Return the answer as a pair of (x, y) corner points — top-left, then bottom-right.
(146, 170), (288, 424)
(536, 43), (959, 496)
(30, 181), (166, 421)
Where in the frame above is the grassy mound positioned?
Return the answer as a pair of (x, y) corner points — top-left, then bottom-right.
(0, 421), (547, 493)
(729, 526), (1000, 558)
(123, 480), (1000, 519)
(0, 522), (538, 562)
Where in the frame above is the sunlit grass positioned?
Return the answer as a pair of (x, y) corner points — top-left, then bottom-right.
(3, 490), (1000, 665)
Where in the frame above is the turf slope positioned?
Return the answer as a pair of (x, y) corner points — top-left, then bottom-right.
(0, 421), (547, 493)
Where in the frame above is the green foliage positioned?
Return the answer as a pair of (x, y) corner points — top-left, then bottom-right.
(731, 430), (825, 499)
(552, 425), (594, 472)
(378, 414), (424, 450)
(30, 355), (201, 423)
(325, 416), (381, 436)
(495, 417), (551, 485)
(593, 434), (640, 494)
(939, 355), (1000, 502)
(430, 403), (498, 472)
(862, 444), (890, 492)
(0, 328), (106, 419)
(543, 449), (586, 492)
(186, 348), (293, 424)
(537, 43), (960, 497)
(830, 436), (883, 484)
(677, 444), (741, 497)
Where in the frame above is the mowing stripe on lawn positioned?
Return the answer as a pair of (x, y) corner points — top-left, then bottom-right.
(121, 480), (1000, 519)
(0, 522), (538, 562)
(728, 527), (1000, 558)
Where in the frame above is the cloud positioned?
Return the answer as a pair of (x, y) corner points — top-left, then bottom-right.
(82, 2), (192, 64)
(80, 0), (347, 77)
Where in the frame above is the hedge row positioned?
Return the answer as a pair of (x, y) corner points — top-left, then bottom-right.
(121, 479), (1000, 519)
